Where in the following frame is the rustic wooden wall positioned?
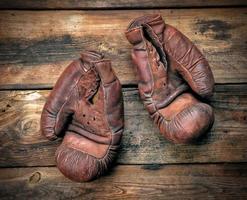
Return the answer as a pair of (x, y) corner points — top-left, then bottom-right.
(0, 1), (246, 199)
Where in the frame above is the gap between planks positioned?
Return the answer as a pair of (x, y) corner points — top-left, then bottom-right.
(0, 0), (246, 10)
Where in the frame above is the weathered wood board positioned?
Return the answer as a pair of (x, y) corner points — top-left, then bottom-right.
(0, 8), (246, 89)
(0, 164), (247, 200)
(0, 0), (246, 9)
(0, 84), (246, 167)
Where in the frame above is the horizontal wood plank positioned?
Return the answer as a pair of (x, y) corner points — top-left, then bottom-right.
(0, 8), (246, 89)
(0, 0), (246, 9)
(0, 164), (247, 200)
(0, 84), (246, 167)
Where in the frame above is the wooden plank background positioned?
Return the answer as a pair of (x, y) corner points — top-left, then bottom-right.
(0, 85), (246, 166)
(0, 1), (246, 199)
(0, 8), (246, 89)
(0, 164), (247, 200)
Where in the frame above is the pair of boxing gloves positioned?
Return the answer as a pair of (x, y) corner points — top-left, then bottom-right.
(41, 14), (215, 182)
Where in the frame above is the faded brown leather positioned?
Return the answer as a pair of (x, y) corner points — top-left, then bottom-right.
(125, 14), (215, 144)
(41, 51), (124, 182)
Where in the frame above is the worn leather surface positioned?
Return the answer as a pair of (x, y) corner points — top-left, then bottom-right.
(125, 14), (215, 144)
(41, 51), (124, 182)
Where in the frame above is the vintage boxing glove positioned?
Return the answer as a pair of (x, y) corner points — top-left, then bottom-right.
(125, 14), (214, 144)
(41, 51), (124, 182)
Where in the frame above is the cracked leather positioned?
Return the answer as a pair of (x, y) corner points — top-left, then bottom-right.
(125, 14), (215, 144)
(41, 51), (124, 182)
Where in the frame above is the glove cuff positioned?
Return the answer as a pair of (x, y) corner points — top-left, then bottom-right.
(80, 51), (104, 72)
(80, 51), (103, 62)
(125, 14), (165, 45)
(94, 60), (116, 85)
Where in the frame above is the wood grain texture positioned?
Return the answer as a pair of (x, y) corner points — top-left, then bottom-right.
(0, 84), (246, 167)
(0, 0), (246, 9)
(0, 8), (246, 89)
(0, 164), (247, 200)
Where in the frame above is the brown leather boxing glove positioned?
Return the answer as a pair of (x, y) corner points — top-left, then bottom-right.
(41, 51), (124, 182)
(125, 14), (214, 144)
